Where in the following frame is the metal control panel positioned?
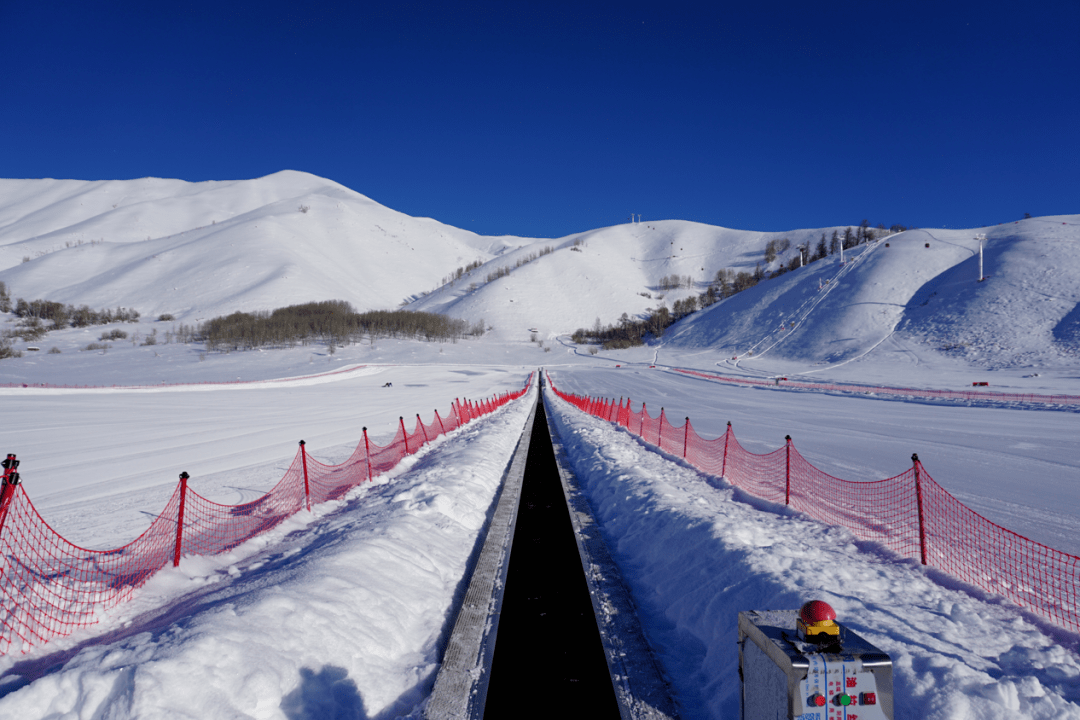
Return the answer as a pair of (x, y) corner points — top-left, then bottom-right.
(739, 609), (893, 720)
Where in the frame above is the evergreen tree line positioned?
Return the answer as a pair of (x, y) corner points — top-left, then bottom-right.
(766, 220), (905, 280)
(202, 300), (485, 351)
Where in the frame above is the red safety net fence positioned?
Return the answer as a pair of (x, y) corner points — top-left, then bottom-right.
(672, 367), (1080, 407)
(546, 375), (1080, 635)
(0, 374), (533, 655)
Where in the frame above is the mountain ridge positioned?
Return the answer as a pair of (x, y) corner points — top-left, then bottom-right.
(0, 171), (1076, 379)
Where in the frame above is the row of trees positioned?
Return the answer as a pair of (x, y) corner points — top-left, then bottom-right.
(573, 264), (768, 349)
(571, 310), (672, 350)
(434, 245), (557, 295)
(574, 220), (908, 350)
(440, 259), (484, 287)
(202, 300), (486, 351)
(485, 246), (553, 284)
(10, 298), (141, 327)
(657, 274), (696, 291)
(1, 283), (145, 342)
(0, 282), (142, 327)
(0, 282), (485, 353)
(765, 221), (906, 280)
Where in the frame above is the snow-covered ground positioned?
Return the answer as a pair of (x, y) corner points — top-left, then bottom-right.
(0, 372), (537, 719)
(2, 362), (1076, 719)
(0, 174), (1077, 717)
(544, 382), (1080, 720)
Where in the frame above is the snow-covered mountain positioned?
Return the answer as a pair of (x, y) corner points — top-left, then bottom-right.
(407, 219), (839, 339)
(0, 171), (529, 321)
(3, 171), (1075, 380)
(664, 218), (1080, 376)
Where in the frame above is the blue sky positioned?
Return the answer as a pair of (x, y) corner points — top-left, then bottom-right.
(2, 1), (1077, 238)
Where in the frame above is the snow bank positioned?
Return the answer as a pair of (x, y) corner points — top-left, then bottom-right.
(544, 388), (1080, 719)
(0, 385), (534, 719)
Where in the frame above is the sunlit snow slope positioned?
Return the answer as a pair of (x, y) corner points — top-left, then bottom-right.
(1, 171), (1077, 380)
(0, 171), (529, 321)
(408, 219), (855, 341)
(663, 217), (1080, 376)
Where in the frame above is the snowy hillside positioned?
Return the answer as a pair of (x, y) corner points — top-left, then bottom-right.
(0, 172), (529, 321)
(661, 216), (1080, 385)
(408, 219), (850, 341)
(3, 171), (1076, 386)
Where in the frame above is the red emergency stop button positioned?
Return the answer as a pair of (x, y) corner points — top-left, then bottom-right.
(799, 600), (837, 624)
(861, 692), (877, 705)
(809, 693), (826, 707)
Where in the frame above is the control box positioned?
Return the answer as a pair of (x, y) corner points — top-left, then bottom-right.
(738, 608), (893, 720)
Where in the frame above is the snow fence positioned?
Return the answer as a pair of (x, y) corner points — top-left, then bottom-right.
(547, 374), (1080, 636)
(672, 367), (1080, 407)
(0, 375), (533, 655)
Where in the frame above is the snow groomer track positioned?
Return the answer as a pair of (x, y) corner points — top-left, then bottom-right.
(427, 377), (679, 720)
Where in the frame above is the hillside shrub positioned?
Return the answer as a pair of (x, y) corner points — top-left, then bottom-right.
(7, 318), (48, 341)
(202, 300), (485, 351)
(13, 298), (140, 328)
(0, 340), (22, 359)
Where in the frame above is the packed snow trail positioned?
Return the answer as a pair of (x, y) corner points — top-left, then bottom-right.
(543, 386), (1080, 720)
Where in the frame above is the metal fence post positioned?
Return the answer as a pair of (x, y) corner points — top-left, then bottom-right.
(683, 418), (690, 459)
(400, 417), (409, 454)
(363, 427), (373, 482)
(721, 421), (732, 478)
(784, 435), (792, 506)
(0, 454), (21, 540)
(913, 453), (928, 565)
(173, 472), (189, 567)
(299, 440), (311, 512)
